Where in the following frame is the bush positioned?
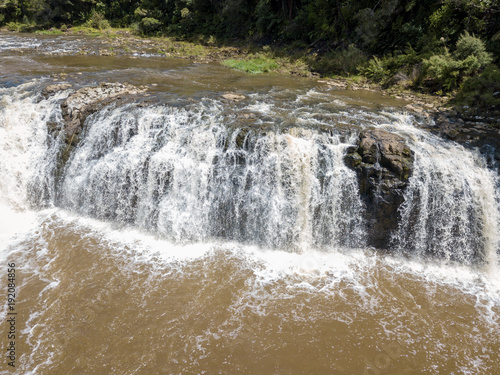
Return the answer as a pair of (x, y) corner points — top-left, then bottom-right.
(138, 17), (161, 35)
(87, 10), (110, 30)
(423, 32), (492, 92)
(5, 21), (34, 32)
(455, 31), (492, 66)
(454, 65), (500, 113)
(311, 45), (367, 75)
(358, 57), (389, 82)
(423, 50), (461, 91)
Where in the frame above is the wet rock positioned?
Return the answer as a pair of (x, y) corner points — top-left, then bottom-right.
(222, 93), (246, 101)
(405, 104), (423, 113)
(42, 83), (72, 98)
(430, 110), (500, 165)
(345, 128), (414, 248)
(344, 152), (362, 169)
(61, 82), (147, 144)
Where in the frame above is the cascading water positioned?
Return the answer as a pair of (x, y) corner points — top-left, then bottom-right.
(379, 115), (500, 265)
(57, 102), (365, 250)
(2, 84), (499, 261)
(1, 61), (500, 374)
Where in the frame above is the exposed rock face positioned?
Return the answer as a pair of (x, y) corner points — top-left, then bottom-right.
(42, 83), (73, 98)
(60, 83), (146, 145)
(431, 111), (500, 170)
(345, 128), (414, 248)
(41, 82), (148, 183)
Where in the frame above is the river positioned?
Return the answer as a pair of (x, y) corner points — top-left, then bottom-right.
(0, 33), (499, 374)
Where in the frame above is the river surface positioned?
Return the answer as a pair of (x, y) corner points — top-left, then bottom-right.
(0, 33), (499, 374)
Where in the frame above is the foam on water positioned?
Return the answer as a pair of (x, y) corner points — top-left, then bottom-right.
(2, 65), (500, 375)
(0, 36), (42, 51)
(15, 206), (500, 308)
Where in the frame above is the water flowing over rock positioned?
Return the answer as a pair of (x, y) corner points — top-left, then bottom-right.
(1, 81), (499, 264)
(345, 128), (414, 248)
(58, 82), (147, 145)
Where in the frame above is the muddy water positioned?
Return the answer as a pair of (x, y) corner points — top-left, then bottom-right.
(1, 33), (500, 375)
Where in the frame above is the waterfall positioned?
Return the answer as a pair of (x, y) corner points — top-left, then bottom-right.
(1, 84), (499, 263)
(58, 102), (365, 250)
(381, 115), (500, 265)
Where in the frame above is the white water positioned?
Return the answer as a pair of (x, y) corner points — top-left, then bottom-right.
(1, 82), (500, 374)
(1, 84), (499, 263)
(58, 100), (365, 249)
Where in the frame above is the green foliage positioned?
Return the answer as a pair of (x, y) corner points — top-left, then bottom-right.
(255, 0), (280, 35)
(5, 19), (35, 31)
(86, 10), (110, 29)
(358, 45), (421, 84)
(223, 56), (279, 73)
(35, 28), (63, 34)
(137, 17), (161, 35)
(358, 57), (388, 82)
(6, 21), (24, 31)
(454, 65), (500, 113)
(455, 31), (492, 66)
(311, 45), (367, 76)
(423, 50), (461, 91)
(423, 32), (492, 91)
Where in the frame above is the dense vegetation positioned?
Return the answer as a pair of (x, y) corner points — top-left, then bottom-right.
(1, 0), (499, 113)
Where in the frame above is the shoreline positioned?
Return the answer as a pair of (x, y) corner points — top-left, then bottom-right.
(0, 27), (448, 110)
(3, 28), (500, 156)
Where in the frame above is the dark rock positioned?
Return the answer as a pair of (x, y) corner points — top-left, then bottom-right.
(60, 82), (147, 145)
(345, 128), (414, 249)
(344, 152), (362, 169)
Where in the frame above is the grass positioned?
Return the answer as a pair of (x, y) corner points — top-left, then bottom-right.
(35, 29), (64, 35)
(223, 56), (279, 73)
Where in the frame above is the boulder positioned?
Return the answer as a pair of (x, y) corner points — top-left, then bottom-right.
(345, 128), (414, 248)
(222, 93), (246, 101)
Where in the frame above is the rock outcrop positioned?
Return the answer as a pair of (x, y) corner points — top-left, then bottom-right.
(60, 83), (146, 145)
(345, 128), (414, 248)
(42, 82), (147, 145)
(431, 110), (500, 170)
(42, 83), (73, 98)
(41, 82), (148, 183)
(222, 93), (246, 101)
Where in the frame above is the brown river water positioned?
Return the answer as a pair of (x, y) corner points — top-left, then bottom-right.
(0, 33), (499, 374)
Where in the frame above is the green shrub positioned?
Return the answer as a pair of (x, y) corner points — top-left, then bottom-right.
(87, 10), (110, 30)
(255, 0), (280, 35)
(423, 32), (492, 92)
(454, 65), (500, 113)
(5, 21), (34, 32)
(6, 22), (22, 31)
(423, 50), (461, 91)
(138, 17), (161, 35)
(311, 45), (367, 75)
(358, 57), (389, 82)
(455, 31), (492, 65)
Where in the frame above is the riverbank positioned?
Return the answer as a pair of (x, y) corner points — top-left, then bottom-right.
(3, 26), (500, 156)
(0, 26), (447, 109)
